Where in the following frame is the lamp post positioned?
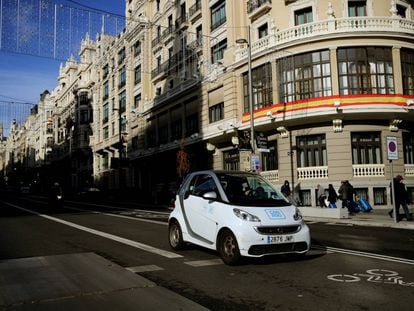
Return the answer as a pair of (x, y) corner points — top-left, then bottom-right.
(236, 25), (255, 154)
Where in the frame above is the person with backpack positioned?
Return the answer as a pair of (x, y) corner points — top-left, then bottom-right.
(327, 184), (338, 208)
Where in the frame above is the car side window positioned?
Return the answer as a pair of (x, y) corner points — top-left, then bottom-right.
(191, 174), (218, 197)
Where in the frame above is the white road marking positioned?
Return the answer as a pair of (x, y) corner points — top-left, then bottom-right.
(312, 245), (414, 265)
(126, 265), (164, 273)
(184, 259), (223, 267)
(64, 205), (168, 226)
(326, 223), (353, 226)
(5, 202), (182, 259)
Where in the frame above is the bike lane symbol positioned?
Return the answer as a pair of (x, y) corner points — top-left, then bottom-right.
(327, 269), (414, 286)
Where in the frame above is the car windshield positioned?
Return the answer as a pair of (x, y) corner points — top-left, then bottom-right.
(216, 172), (290, 207)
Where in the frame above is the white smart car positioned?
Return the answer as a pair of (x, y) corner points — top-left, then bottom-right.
(168, 170), (311, 265)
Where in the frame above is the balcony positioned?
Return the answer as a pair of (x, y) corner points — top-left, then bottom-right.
(152, 36), (162, 48)
(118, 81), (126, 89)
(247, 0), (272, 20)
(188, 38), (203, 53)
(260, 170), (279, 185)
(161, 25), (176, 43)
(235, 16), (414, 62)
(175, 14), (189, 30)
(352, 164), (385, 177)
(297, 166), (328, 180)
(189, 0), (201, 22)
(404, 164), (414, 177)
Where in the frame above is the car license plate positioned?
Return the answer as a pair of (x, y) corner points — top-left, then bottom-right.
(267, 235), (293, 244)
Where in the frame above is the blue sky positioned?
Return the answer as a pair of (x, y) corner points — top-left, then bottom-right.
(0, 0), (125, 135)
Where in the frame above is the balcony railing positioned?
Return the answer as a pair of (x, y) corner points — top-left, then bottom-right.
(175, 13), (189, 29)
(260, 170), (279, 185)
(297, 166), (328, 180)
(247, 0), (272, 16)
(352, 164), (385, 177)
(189, 0), (201, 21)
(235, 16), (414, 62)
(161, 26), (175, 40)
(404, 164), (414, 177)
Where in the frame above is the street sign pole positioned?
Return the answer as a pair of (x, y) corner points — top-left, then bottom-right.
(387, 136), (398, 223)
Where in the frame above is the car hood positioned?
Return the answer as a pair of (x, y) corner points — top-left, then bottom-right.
(237, 205), (299, 225)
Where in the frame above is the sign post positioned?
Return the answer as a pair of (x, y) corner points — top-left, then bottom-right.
(387, 136), (398, 223)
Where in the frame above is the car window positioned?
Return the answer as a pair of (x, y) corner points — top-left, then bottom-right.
(190, 174), (218, 197)
(217, 172), (290, 207)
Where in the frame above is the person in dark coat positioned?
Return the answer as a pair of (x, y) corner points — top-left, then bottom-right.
(389, 175), (412, 221)
(338, 180), (356, 214)
(328, 184), (338, 208)
(281, 180), (291, 198)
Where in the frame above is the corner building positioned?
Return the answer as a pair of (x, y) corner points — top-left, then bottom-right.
(91, 0), (414, 210)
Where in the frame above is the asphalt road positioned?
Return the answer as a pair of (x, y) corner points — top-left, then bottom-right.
(1, 193), (414, 310)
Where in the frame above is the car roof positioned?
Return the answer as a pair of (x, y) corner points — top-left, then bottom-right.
(187, 170), (259, 177)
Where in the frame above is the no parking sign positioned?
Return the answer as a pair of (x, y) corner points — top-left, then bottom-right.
(387, 136), (398, 160)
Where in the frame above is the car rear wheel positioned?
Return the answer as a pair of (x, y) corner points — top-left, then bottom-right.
(169, 220), (185, 250)
(218, 230), (241, 265)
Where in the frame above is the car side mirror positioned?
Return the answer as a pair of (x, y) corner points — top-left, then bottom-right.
(203, 191), (217, 201)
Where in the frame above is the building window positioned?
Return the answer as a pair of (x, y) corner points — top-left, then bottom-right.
(186, 112), (199, 136)
(156, 0), (160, 11)
(278, 50), (331, 103)
(295, 7), (313, 25)
(103, 81), (109, 100)
(373, 188), (387, 205)
(261, 142), (278, 171)
(120, 117), (127, 133)
(103, 154), (109, 169)
(156, 87), (162, 96)
(297, 134), (327, 167)
(134, 65), (141, 84)
(103, 126), (109, 139)
(209, 102), (224, 123)
(223, 149), (240, 171)
(119, 91), (126, 114)
(103, 64), (109, 80)
(338, 47), (394, 95)
(258, 23), (268, 39)
(403, 132), (414, 164)
(348, 1), (366, 17)
(133, 41), (141, 56)
(132, 136), (139, 150)
(171, 119), (182, 141)
(401, 49), (414, 95)
(397, 4), (407, 18)
(118, 47), (126, 64)
(211, 39), (227, 64)
(146, 129), (156, 148)
(80, 109), (90, 124)
(351, 132), (382, 164)
(159, 125), (168, 144)
(243, 62), (273, 112)
(211, 0), (226, 30)
(134, 93), (141, 109)
(103, 103), (109, 123)
(119, 66), (126, 88)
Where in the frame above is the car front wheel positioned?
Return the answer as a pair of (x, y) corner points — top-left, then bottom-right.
(169, 220), (185, 250)
(218, 230), (241, 265)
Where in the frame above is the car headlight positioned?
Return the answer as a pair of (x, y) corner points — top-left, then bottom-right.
(233, 208), (261, 222)
(293, 207), (303, 221)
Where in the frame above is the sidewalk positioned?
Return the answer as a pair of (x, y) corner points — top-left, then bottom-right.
(304, 208), (414, 230)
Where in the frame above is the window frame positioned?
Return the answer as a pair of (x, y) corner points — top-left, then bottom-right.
(351, 132), (382, 165)
(296, 134), (327, 168)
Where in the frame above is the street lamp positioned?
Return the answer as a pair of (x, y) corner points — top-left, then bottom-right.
(236, 25), (255, 154)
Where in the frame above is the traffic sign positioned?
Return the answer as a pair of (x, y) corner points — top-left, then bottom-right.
(386, 136), (398, 160)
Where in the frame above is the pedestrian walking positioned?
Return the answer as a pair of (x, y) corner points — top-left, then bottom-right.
(389, 175), (413, 222)
(316, 184), (326, 207)
(281, 180), (291, 198)
(338, 180), (357, 214)
(293, 182), (302, 206)
(327, 184), (338, 208)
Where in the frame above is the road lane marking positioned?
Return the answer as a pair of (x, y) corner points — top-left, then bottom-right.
(184, 259), (223, 267)
(5, 202), (182, 259)
(312, 245), (414, 265)
(64, 205), (168, 226)
(126, 265), (164, 273)
(326, 223), (354, 226)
